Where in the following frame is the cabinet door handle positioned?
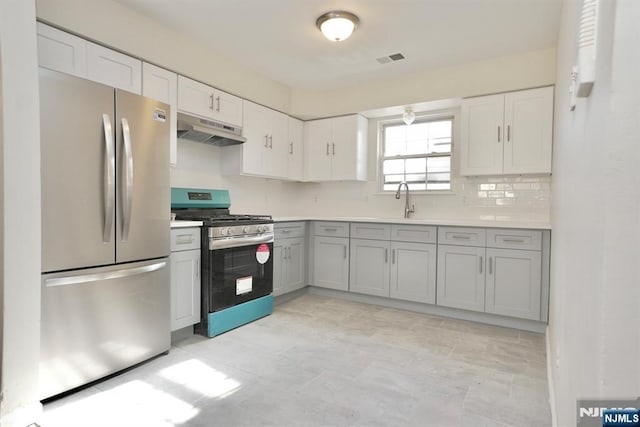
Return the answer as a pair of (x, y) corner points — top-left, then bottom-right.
(215, 96), (221, 112)
(343, 245), (347, 259)
(326, 143), (330, 156)
(452, 235), (471, 240)
(269, 135), (273, 149)
(392, 249), (396, 264)
(281, 229), (292, 234)
(209, 94), (214, 110)
(498, 125), (501, 143)
(289, 142), (293, 154)
(332, 143), (336, 155)
(384, 248), (388, 263)
(324, 227), (338, 232)
(489, 257), (493, 275)
(479, 256), (483, 274)
(507, 125), (511, 142)
(176, 234), (194, 244)
(264, 134), (269, 148)
(503, 238), (525, 243)
(195, 259), (199, 279)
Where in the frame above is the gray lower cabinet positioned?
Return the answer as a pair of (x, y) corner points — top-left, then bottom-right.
(349, 239), (391, 297)
(436, 244), (486, 312)
(485, 248), (541, 320)
(273, 236), (306, 296)
(169, 227), (201, 331)
(313, 235), (349, 291)
(390, 241), (437, 304)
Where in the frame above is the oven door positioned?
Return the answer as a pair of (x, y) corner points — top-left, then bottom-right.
(204, 241), (274, 312)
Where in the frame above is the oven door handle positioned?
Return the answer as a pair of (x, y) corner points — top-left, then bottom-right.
(209, 234), (274, 250)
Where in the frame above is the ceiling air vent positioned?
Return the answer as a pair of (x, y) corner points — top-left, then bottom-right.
(376, 52), (405, 64)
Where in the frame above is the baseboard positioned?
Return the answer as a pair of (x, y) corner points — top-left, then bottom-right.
(0, 401), (42, 427)
(308, 286), (547, 333)
(273, 287), (308, 306)
(546, 327), (559, 427)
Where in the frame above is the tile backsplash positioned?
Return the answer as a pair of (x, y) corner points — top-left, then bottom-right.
(463, 175), (552, 209)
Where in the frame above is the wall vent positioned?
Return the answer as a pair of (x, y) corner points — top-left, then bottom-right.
(376, 53), (405, 64)
(577, 0), (598, 97)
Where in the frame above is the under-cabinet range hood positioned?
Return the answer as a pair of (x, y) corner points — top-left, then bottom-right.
(177, 112), (246, 146)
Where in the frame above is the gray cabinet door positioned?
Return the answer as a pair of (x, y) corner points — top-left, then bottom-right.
(349, 239), (390, 297)
(284, 237), (306, 292)
(272, 242), (285, 296)
(169, 249), (200, 331)
(436, 245), (486, 312)
(485, 248), (542, 320)
(313, 236), (349, 291)
(390, 242), (436, 304)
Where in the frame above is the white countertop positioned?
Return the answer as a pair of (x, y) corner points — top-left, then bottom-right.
(272, 216), (551, 230)
(171, 220), (203, 228)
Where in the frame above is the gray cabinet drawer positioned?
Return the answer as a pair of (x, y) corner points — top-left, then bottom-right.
(275, 221), (306, 239)
(391, 224), (437, 243)
(350, 223), (391, 240)
(313, 221), (349, 238)
(170, 227), (200, 252)
(486, 229), (542, 250)
(438, 227), (486, 247)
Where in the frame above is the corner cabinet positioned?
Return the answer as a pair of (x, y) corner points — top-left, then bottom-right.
(142, 62), (178, 165)
(273, 222), (307, 296)
(304, 115), (368, 182)
(460, 86), (554, 176)
(169, 228), (201, 331)
(177, 75), (242, 127)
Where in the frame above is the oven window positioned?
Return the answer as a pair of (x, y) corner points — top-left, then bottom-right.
(207, 243), (273, 311)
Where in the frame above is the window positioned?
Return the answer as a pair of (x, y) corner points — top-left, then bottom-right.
(381, 117), (453, 192)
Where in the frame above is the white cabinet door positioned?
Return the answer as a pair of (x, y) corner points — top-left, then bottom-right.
(390, 242), (437, 304)
(503, 87), (554, 174)
(177, 75), (216, 120)
(142, 62), (177, 165)
(331, 115), (368, 181)
(241, 100), (270, 175)
(304, 118), (332, 181)
(436, 245), (486, 312)
(485, 248), (542, 320)
(169, 249), (200, 331)
(86, 42), (141, 94)
(214, 90), (243, 128)
(460, 94), (504, 176)
(36, 23), (87, 78)
(313, 236), (349, 291)
(349, 239), (390, 297)
(262, 109), (288, 179)
(287, 117), (304, 181)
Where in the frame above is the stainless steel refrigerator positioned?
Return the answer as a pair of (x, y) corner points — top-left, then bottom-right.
(38, 68), (171, 399)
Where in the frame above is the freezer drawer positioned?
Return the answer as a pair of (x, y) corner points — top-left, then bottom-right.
(39, 258), (170, 399)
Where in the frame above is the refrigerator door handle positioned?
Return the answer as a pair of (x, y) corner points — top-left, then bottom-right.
(102, 114), (115, 243)
(121, 118), (134, 241)
(45, 260), (167, 287)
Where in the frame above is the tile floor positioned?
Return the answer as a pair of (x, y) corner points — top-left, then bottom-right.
(42, 293), (551, 427)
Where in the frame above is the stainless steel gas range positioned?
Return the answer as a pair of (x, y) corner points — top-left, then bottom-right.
(171, 188), (274, 337)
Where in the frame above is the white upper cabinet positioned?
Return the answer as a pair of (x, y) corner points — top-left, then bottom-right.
(303, 114), (368, 182)
(36, 23), (142, 95)
(287, 117), (304, 181)
(460, 87), (553, 176)
(222, 100), (288, 179)
(177, 75), (242, 127)
(37, 23), (87, 78)
(142, 62), (178, 165)
(86, 42), (142, 94)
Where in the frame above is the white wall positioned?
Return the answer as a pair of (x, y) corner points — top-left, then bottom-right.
(549, 0), (640, 425)
(0, 1), (42, 426)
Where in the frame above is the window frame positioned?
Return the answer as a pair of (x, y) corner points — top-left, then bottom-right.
(377, 111), (458, 195)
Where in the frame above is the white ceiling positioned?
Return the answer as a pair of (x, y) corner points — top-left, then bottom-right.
(114, 0), (561, 91)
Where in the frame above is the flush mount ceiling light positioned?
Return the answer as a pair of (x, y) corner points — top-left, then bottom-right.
(316, 11), (359, 42)
(403, 107), (415, 125)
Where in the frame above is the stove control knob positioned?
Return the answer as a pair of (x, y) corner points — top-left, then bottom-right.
(257, 225), (264, 232)
(219, 228), (228, 236)
(243, 226), (250, 234)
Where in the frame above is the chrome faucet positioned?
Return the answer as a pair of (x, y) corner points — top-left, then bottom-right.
(395, 182), (415, 219)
